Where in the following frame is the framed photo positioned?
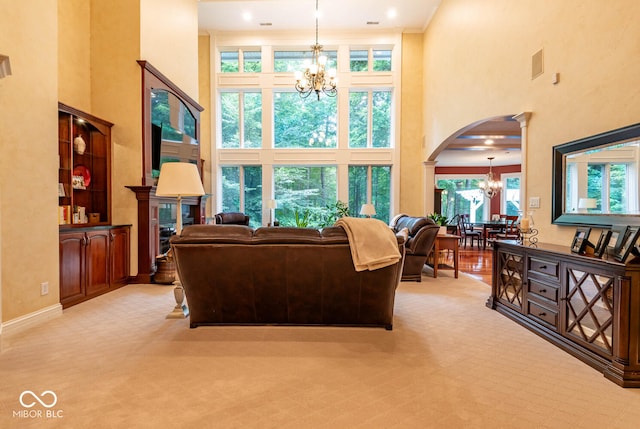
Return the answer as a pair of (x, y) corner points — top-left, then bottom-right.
(614, 226), (640, 263)
(58, 183), (66, 197)
(593, 230), (612, 258)
(570, 227), (592, 254)
(607, 225), (629, 257)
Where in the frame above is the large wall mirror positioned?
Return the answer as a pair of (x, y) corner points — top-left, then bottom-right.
(151, 89), (199, 181)
(552, 122), (640, 227)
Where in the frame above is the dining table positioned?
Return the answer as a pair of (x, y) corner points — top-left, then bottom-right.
(472, 219), (508, 249)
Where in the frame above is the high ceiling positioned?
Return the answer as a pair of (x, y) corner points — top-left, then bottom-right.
(198, 0), (521, 167)
(198, 0), (441, 33)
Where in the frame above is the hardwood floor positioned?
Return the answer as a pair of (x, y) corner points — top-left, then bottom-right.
(458, 245), (493, 285)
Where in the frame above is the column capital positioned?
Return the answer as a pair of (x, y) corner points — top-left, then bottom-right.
(513, 112), (532, 128)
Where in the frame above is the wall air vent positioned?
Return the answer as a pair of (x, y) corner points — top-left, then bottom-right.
(367, 21), (379, 25)
(260, 22), (272, 26)
(532, 48), (544, 80)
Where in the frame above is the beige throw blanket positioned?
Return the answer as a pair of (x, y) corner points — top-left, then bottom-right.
(335, 217), (402, 272)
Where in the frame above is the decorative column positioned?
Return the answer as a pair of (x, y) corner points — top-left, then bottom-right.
(513, 112), (532, 214)
(424, 160), (438, 215)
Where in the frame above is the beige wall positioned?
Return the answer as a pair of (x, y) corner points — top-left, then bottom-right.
(399, 33), (426, 216)
(0, 0), (60, 321)
(58, 0), (91, 111)
(140, 0), (200, 98)
(198, 35), (213, 218)
(422, 0), (640, 244)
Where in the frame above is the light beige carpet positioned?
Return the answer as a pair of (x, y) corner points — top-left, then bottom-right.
(1, 271), (640, 428)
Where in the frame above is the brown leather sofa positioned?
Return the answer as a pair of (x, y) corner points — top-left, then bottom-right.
(170, 224), (405, 330)
(390, 214), (439, 282)
(214, 212), (250, 225)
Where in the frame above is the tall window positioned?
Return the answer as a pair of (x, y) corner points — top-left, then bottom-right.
(349, 90), (392, 148)
(502, 174), (521, 216)
(588, 163), (628, 213)
(274, 166), (337, 227)
(349, 166), (391, 223)
(273, 92), (337, 148)
(214, 39), (400, 225)
(220, 91), (262, 148)
(221, 166), (262, 228)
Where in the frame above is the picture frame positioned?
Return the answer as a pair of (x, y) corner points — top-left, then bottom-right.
(607, 225), (629, 257)
(58, 183), (66, 197)
(570, 226), (592, 254)
(614, 226), (640, 263)
(593, 230), (612, 258)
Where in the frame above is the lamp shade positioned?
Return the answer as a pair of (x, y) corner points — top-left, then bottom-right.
(266, 199), (277, 209)
(155, 162), (205, 197)
(359, 203), (376, 217)
(578, 198), (597, 209)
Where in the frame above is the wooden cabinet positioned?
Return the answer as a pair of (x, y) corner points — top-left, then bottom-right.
(58, 103), (112, 226)
(488, 240), (640, 387)
(59, 226), (130, 308)
(58, 103), (131, 307)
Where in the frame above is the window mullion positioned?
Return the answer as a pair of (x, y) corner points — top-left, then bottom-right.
(367, 90), (373, 148)
(238, 91), (245, 148)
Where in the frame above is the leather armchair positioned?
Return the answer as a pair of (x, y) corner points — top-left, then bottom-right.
(214, 212), (250, 225)
(390, 214), (440, 282)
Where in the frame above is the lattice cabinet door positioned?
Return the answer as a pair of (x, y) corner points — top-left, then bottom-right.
(496, 249), (525, 311)
(563, 266), (616, 357)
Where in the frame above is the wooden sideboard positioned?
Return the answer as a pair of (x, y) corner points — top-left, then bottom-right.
(487, 240), (640, 387)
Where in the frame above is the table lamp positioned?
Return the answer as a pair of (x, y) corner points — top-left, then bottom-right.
(359, 203), (376, 218)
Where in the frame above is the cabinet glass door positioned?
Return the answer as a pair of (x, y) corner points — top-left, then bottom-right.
(565, 268), (614, 356)
(497, 251), (524, 309)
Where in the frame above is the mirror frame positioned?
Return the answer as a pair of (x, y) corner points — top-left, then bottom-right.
(552, 122), (640, 227)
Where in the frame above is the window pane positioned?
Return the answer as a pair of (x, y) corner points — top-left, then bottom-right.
(350, 50), (368, 71)
(436, 178), (485, 222)
(371, 166), (391, 223)
(372, 90), (391, 148)
(505, 176), (521, 216)
(348, 166), (368, 216)
(274, 166), (337, 227)
(349, 92), (368, 148)
(243, 92), (262, 148)
(610, 164), (627, 213)
(243, 166), (262, 228)
(221, 167), (240, 212)
(273, 92), (337, 148)
(274, 50), (337, 73)
(243, 51), (261, 72)
(220, 92), (239, 148)
(372, 50), (391, 71)
(587, 164), (604, 212)
(221, 51), (239, 72)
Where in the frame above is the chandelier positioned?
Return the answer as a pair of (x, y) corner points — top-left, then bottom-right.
(479, 157), (503, 198)
(294, 0), (337, 100)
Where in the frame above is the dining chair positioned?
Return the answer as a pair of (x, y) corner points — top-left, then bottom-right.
(457, 215), (482, 249)
(495, 216), (520, 241)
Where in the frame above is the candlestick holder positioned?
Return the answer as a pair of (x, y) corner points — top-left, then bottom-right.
(519, 228), (539, 247)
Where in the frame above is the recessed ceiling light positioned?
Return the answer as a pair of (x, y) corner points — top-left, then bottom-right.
(242, 12), (251, 21)
(387, 8), (397, 19)
(484, 139), (494, 145)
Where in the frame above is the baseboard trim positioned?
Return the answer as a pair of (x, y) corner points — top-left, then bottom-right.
(1, 304), (63, 336)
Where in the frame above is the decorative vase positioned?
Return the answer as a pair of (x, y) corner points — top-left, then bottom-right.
(74, 135), (86, 154)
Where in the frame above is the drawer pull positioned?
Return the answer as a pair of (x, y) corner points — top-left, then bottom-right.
(538, 312), (546, 317)
(539, 288), (547, 293)
(539, 265), (547, 269)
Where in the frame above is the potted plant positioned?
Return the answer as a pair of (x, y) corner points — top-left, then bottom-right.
(428, 213), (450, 234)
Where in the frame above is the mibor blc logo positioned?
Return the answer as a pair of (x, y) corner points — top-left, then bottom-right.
(13, 390), (64, 419)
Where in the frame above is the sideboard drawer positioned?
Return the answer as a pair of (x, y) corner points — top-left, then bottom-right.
(529, 257), (559, 279)
(528, 278), (558, 303)
(527, 300), (558, 329)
